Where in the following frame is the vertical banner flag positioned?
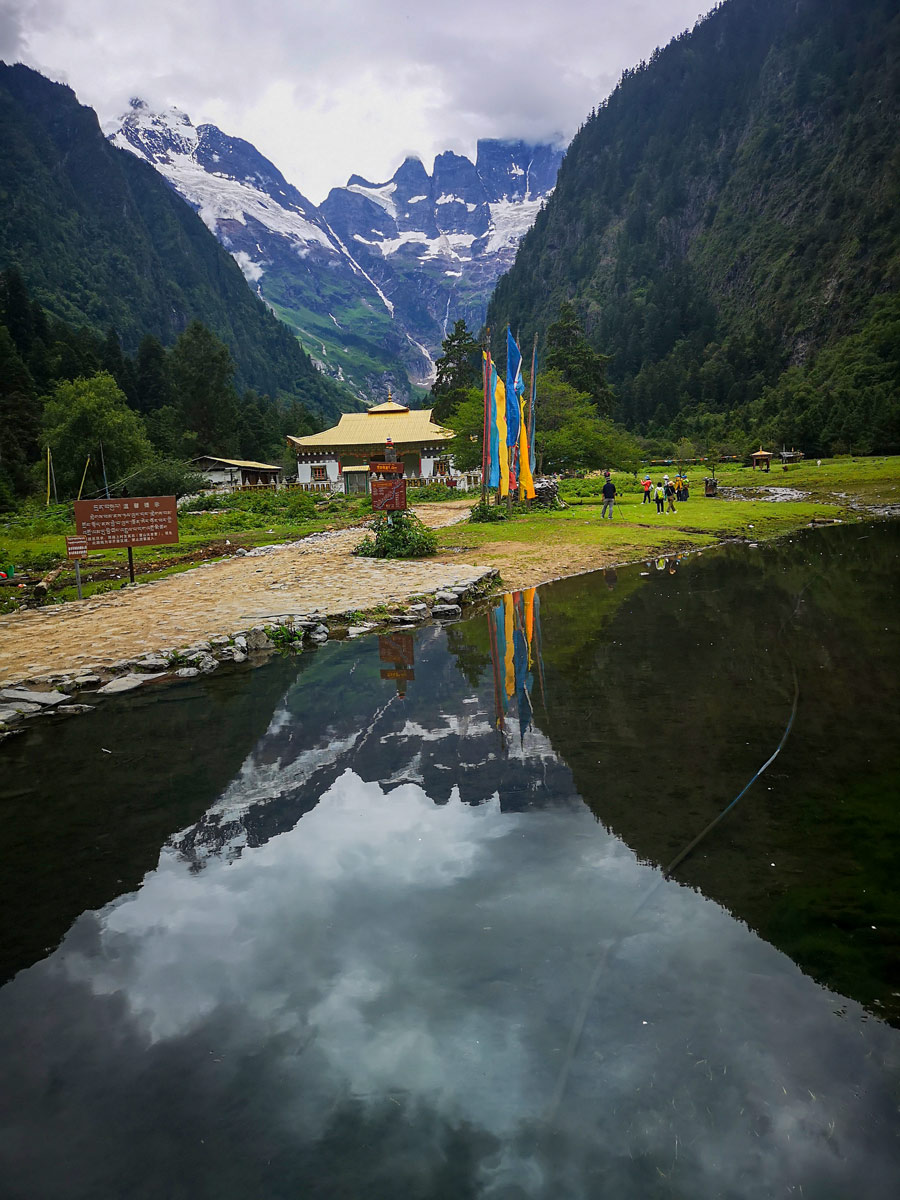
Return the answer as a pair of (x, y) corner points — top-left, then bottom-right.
(529, 340), (538, 475)
(481, 348), (491, 491)
(495, 368), (510, 496)
(518, 393), (536, 499)
(506, 328), (523, 447)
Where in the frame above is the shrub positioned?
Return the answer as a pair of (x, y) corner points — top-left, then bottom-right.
(468, 500), (510, 523)
(409, 482), (462, 501)
(184, 489), (316, 520)
(353, 511), (437, 558)
(127, 459), (207, 499)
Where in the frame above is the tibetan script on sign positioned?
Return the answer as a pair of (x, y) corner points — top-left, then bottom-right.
(65, 535), (89, 559)
(371, 480), (407, 511)
(369, 460), (404, 475)
(74, 496), (179, 549)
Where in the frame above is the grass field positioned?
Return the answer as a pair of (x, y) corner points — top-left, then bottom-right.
(0, 456), (896, 609)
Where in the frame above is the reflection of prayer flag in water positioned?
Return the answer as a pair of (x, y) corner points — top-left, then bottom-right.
(524, 587), (536, 667)
(492, 603), (508, 715)
(513, 624), (533, 739)
(503, 593), (515, 699)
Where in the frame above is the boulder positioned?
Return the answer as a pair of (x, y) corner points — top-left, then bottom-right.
(97, 674), (154, 695)
(0, 707), (24, 724)
(308, 631), (328, 644)
(57, 704), (95, 715)
(233, 635), (248, 653)
(133, 656), (169, 673)
(432, 603), (462, 618)
(196, 655), (218, 673)
(245, 626), (271, 651)
(347, 624), (377, 637)
(434, 590), (460, 604)
(175, 667), (200, 678)
(0, 687), (68, 707)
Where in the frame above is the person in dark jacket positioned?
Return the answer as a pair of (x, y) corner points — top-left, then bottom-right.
(601, 477), (617, 519)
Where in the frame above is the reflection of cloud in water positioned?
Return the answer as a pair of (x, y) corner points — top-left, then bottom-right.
(2, 768), (897, 1197)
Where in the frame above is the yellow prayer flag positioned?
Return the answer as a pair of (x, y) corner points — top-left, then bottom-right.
(518, 396), (536, 499)
(496, 377), (509, 497)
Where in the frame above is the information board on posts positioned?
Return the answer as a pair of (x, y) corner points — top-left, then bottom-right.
(371, 480), (407, 512)
(74, 496), (179, 549)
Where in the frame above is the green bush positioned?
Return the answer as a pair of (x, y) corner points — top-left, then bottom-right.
(468, 500), (510, 523)
(409, 482), (463, 501)
(126, 459), (207, 499)
(353, 511), (437, 558)
(183, 489), (317, 520)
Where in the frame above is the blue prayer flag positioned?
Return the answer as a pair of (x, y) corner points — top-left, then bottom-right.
(506, 328), (524, 447)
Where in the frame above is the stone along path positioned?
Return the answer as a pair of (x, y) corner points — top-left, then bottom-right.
(0, 504), (479, 686)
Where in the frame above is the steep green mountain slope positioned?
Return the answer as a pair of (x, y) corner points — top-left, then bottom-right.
(0, 63), (349, 419)
(489, 0), (900, 452)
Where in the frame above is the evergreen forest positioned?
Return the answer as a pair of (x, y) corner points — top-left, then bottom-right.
(487, 0), (900, 457)
(0, 63), (347, 423)
(0, 268), (321, 506)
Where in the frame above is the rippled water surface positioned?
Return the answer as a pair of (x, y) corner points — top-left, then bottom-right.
(1, 522), (898, 1199)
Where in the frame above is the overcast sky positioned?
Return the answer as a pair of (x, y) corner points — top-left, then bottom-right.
(2, 0), (705, 202)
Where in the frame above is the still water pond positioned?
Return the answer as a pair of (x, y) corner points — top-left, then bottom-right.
(1, 523), (898, 1198)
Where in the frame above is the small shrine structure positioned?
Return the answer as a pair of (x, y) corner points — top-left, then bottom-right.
(287, 398), (476, 494)
(750, 447), (774, 471)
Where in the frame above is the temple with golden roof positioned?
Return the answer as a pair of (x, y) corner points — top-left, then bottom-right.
(287, 398), (476, 494)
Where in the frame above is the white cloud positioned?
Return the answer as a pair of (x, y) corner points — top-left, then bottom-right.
(6, 0), (706, 202)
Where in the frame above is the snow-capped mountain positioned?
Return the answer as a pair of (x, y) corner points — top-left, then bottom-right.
(109, 101), (562, 401)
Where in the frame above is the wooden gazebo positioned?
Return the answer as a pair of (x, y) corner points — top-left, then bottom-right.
(750, 447), (773, 471)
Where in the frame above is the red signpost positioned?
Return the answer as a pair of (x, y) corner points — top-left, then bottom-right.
(74, 496), (179, 584)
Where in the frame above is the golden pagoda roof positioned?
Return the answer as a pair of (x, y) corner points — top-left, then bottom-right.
(287, 404), (453, 451)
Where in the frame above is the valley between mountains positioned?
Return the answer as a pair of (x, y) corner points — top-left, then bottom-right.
(109, 102), (562, 403)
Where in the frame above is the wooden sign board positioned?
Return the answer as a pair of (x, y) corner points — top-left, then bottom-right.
(369, 460), (404, 475)
(74, 496), (179, 549)
(65, 535), (89, 559)
(371, 480), (407, 512)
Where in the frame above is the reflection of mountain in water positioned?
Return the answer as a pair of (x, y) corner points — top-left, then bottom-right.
(172, 627), (574, 869)
(459, 523), (900, 1025)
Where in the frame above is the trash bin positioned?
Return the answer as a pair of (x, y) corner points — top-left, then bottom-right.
(704, 478), (718, 497)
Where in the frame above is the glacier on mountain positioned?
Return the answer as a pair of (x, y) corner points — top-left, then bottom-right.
(108, 102), (562, 400)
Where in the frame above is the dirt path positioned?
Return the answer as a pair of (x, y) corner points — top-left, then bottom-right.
(0, 503), (477, 685)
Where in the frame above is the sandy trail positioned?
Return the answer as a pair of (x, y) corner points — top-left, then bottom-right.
(0, 503), (476, 685)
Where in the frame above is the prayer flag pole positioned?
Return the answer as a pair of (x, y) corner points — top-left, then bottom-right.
(481, 328), (491, 504)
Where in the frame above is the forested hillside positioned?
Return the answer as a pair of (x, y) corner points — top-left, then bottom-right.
(0, 268), (320, 505)
(488, 0), (900, 454)
(0, 63), (348, 421)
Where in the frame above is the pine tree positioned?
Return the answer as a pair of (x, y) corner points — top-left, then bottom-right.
(169, 322), (238, 454)
(430, 319), (480, 422)
(545, 303), (614, 416)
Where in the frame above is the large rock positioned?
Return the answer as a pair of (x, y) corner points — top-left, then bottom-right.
(432, 603), (462, 618)
(132, 655), (170, 673)
(245, 626), (271, 651)
(97, 672), (165, 695)
(0, 687), (68, 707)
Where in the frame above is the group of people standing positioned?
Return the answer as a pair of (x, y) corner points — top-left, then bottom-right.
(641, 472), (689, 513)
